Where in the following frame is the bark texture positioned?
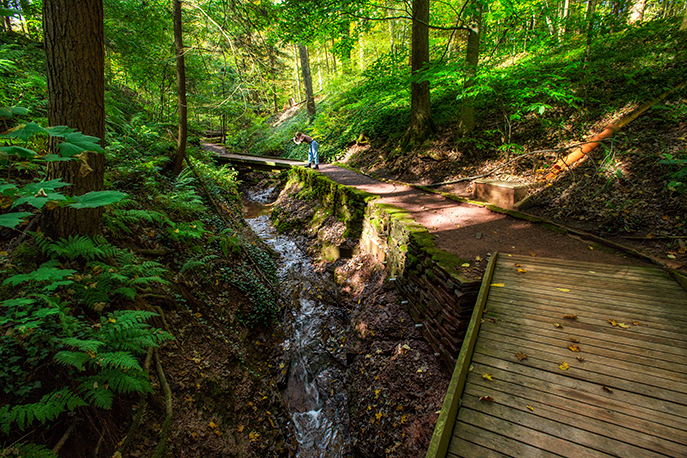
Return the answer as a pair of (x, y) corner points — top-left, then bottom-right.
(404, 0), (433, 147)
(172, 0), (187, 176)
(298, 43), (316, 119)
(41, 0), (105, 238)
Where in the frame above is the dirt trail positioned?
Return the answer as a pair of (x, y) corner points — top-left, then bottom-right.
(317, 164), (651, 276)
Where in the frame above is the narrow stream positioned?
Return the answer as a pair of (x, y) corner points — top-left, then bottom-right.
(243, 190), (350, 457)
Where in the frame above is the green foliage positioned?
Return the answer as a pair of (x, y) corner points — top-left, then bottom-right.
(220, 264), (278, 326)
(180, 254), (219, 276)
(659, 153), (687, 194)
(0, 443), (59, 458)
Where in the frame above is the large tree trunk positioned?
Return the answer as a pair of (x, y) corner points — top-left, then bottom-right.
(628, 0), (647, 24)
(403, 0), (433, 148)
(458, 2), (482, 137)
(41, 0), (105, 239)
(171, 0), (187, 176)
(298, 44), (316, 119)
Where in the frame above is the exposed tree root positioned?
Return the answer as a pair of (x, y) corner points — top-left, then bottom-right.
(151, 348), (173, 458)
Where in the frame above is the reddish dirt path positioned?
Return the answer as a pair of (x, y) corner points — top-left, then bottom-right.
(317, 164), (651, 278)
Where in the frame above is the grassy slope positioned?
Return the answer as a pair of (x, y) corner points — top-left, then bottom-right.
(257, 18), (687, 264)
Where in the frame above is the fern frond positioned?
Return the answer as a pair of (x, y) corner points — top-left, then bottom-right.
(0, 388), (86, 433)
(94, 351), (142, 371)
(44, 235), (104, 261)
(58, 337), (105, 352)
(3, 265), (76, 288)
(54, 350), (91, 370)
(180, 254), (219, 275)
(113, 286), (136, 300)
(78, 382), (114, 409)
(1, 443), (59, 458)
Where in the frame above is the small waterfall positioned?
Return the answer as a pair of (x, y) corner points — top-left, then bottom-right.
(244, 190), (349, 457)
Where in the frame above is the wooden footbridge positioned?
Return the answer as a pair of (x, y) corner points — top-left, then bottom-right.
(213, 152), (305, 171)
(428, 253), (687, 458)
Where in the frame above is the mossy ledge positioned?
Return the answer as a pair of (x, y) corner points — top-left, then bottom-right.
(275, 167), (482, 368)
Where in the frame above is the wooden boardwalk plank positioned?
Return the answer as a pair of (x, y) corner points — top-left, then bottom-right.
(440, 254), (687, 458)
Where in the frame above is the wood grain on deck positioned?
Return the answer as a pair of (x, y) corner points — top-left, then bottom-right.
(449, 254), (687, 458)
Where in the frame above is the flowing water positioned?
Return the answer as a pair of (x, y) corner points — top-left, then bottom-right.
(243, 190), (350, 457)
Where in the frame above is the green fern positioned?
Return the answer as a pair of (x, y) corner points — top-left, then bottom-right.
(104, 208), (169, 235)
(1, 443), (59, 458)
(180, 254), (218, 275)
(40, 235), (104, 261)
(0, 387), (87, 434)
(3, 263), (76, 288)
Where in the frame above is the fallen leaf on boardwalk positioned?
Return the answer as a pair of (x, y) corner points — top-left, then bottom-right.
(576, 356), (585, 362)
(490, 283), (505, 287)
(515, 264), (522, 267)
(515, 352), (528, 361)
(558, 362), (570, 370)
(568, 344), (581, 352)
(530, 252), (536, 257)
(461, 263), (470, 267)
(488, 317), (496, 323)
(479, 396), (495, 402)
(632, 321), (639, 326)
(482, 373), (494, 381)
(554, 323), (563, 328)
(563, 314), (578, 320)
(617, 323), (631, 329)
(608, 319), (618, 326)
(526, 405), (534, 411)
(469, 364), (474, 372)
(570, 337), (580, 343)
(557, 288), (571, 292)
(602, 386), (613, 393)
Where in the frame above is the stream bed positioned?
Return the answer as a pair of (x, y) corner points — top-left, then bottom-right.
(243, 190), (350, 457)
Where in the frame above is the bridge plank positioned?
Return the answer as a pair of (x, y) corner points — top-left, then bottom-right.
(442, 254), (687, 458)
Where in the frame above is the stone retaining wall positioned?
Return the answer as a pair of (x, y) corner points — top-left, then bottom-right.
(285, 168), (482, 368)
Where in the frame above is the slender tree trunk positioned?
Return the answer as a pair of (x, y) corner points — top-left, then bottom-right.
(561, 0), (570, 35)
(171, 0), (187, 176)
(293, 43), (301, 102)
(584, 0), (597, 62)
(298, 43), (316, 119)
(41, 0), (105, 238)
(458, 2), (482, 137)
(403, 0), (433, 147)
(681, 9), (687, 31)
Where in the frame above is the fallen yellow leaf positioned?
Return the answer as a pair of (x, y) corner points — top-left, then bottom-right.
(526, 405), (534, 411)
(237, 425), (244, 432)
(515, 352), (528, 361)
(556, 288), (571, 292)
(608, 319), (618, 326)
(617, 323), (631, 329)
(490, 283), (505, 287)
(563, 314), (578, 320)
(517, 268), (527, 273)
(576, 355), (585, 362)
(568, 344), (581, 352)
(482, 373), (494, 381)
(602, 386), (613, 393)
(479, 395), (495, 402)
(209, 421), (218, 429)
(554, 323), (563, 329)
(558, 362), (570, 370)
(632, 321), (639, 326)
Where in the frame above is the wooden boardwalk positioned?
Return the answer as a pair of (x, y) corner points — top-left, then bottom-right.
(428, 253), (687, 458)
(214, 152), (305, 170)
